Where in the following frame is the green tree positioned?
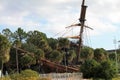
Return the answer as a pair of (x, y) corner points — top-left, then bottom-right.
(48, 38), (58, 50)
(21, 43), (45, 73)
(94, 48), (108, 62)
(81, 59), (99, 78)
(2, 28), (13, 42)
(13, 28), (27, 42)
(94, 60), (116, 80)
(109, 53), (116, 61)
(20, 54), (36, 69)
(35, 49), (45, 63)
(20, 69), (39, 78)
(13, 40), (21, 73)
(116, 49), (120, 63)
(57, 38), (70, 64)
(58, 38), (70, 49)
(81, 59), (116, 80)
(48, 50), (63, 63)
(80, 46), (94, 61)
(67, 50), (76, 63)
(21, 43), (37, 53)
(26, 31), (49, 51)
(0, 34), (11, 77)
(10, 69), (39, 80)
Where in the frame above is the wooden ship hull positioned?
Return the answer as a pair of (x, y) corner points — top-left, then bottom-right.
(14, 47), (79, 73)
(41, 58), (79, 73)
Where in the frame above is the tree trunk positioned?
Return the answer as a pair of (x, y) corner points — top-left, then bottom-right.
(16, 48), (19, 73)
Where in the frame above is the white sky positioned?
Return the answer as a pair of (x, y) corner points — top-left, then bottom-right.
(0, 0), (120, 50)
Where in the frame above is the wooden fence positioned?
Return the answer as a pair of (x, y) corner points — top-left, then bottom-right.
(40, 73), (83, 80)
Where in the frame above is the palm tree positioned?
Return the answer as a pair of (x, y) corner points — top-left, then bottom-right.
(35, 49), (45, 63)
(48, 50), (63, 63)
(94, 48), (108, 62)
(20, 54), (36, 69)
(2, 28), (13, 42)
(13, 28), (27, 42)
(48, 38), (58, 50)
(80, 46), (94, 62)
(13, 40), (21, 73)
(26, 30), (51, 54)
(58, 38), (70, 49)
(0, 34), (11, 77)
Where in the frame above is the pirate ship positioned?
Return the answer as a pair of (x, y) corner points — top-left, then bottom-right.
(14, 0), (93, 73)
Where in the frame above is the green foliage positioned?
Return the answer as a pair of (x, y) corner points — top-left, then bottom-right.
(8, 48), (16, 67)
(115, 50), (120, 73)
(10, 69), (39, 80)
(0, 34), (11, 63)
(81, 59), (117, 80)
(12, 27), (27, 42)
(48, 38), (58, 49)
(39, 78), (51, 80)
(35, 49), (45, 61)
(115, 49), (120, 66)
(94, 48), (108, 62)
(2, 28), (13, 42)
(81, 59), (99, 78)
(0, 76), (11, 80)
(95, 60), (116, 80)
(20, 69), (39, 78)
(26, 31), (50, 53)
(22, 43), (45, 62)
(13, 40), (21, 48)
(80, 47), (94, 60)
(48, 50), (63, 63)
(10, 73), (21, 80)
(20, 54), (36, 67)
(21, 43), (37, 53)
(67, 50), (76, 62)
(27, 31), (47, 45)
(58, 38), (70, 48)
(113, 75), (120, 80)
(1, 28), (116, 76)
(109, 52), (116, 61)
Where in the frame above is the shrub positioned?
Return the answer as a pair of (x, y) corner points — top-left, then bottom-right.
(81, 59), (117, 80)
(81, 59), (99, 78)
(20, 69), (39, 79)
(10, 73), (21, 80)
(10, 69), (40, 80)
(21, 69), (39, 77)
(0, 76), (11, 80)
(39, 78), (51, 80)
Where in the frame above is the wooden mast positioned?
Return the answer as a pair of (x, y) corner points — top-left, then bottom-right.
(65, 0), (92, 63)
(77, 0), (87, 63)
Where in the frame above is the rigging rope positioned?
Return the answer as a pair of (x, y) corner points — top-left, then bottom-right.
(61, 28), (73, 37)
(84, 21), (92, 47)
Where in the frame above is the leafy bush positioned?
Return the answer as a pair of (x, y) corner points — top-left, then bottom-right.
(20, 54), (36, 68)
(113, 75), (120, 80)
(81, 59), (99, 78)
(20, 69), (39, 78)
(39, 78), (51, 80)
(10, 73), (21, 80)
(0, 76), (11, 80)
(10, 69), (40, 80)
(48, 50), (63, 63)
(81, 59), (117, 80)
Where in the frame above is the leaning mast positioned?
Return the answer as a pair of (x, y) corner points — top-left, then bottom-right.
(77, 0), (87, 63)
(65, 0), (92, 63)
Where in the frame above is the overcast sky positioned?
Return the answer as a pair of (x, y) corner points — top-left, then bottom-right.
(0, 0), (120, 50)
